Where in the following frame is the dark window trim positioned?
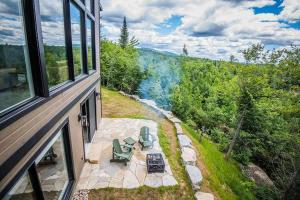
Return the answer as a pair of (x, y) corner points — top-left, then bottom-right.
(64, 0), (75, 81)
(23, 0), (49, 98)
(70, 1), (87, 76)
(0, 74), (91, 130)
(0, 118), (75, 199)
(28, 164), (44, 199)
(87, 16), (96, 71)
(88, 17), (97, 70)
(81, 6), (88, 74)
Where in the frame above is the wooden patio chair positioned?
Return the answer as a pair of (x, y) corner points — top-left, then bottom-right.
(110, 139), (133, 165)
(139, 126), (155, 150)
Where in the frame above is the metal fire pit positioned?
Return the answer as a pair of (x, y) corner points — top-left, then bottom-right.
(146, 153), (165, 173)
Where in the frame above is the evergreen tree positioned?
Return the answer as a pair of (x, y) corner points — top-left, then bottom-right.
(129, 36), (139, 47)
(183, 44), (188, 56)
(119, 16), (129, 48)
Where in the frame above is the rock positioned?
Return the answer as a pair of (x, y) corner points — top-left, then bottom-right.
(130, 95), (140, 100)
(174, 123), (184, 135)
(169, 117), (181, 123)
(161, 110), (174, 119)
(186, 165), (202, 190)
(119, 91), (126, 96)
(242, 163), (274, 187)
(194, 192), (214, 200)
(162, 174), (178, 186)
(181, 147), (197, 166)
(178, 135), (192, 148)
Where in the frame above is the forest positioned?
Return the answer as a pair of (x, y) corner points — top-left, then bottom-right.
(100, 38), (300, 199)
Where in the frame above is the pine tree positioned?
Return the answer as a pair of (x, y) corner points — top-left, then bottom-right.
(129, 36), (139, 47)
(183, 44), (188, 56)
(119, 16), (129, 48)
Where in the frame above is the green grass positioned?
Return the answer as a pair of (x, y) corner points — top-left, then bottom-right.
(182, 124), (256, 200)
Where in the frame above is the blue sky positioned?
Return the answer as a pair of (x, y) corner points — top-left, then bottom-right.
(101, 0), (300, 60)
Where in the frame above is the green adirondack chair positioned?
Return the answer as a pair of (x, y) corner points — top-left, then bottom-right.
(110, 139), (133, 165)
(139, 126), (155, 150)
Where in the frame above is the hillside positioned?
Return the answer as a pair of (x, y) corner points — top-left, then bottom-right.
(100, 40), (300, 199)
(90, 88), (257, 200)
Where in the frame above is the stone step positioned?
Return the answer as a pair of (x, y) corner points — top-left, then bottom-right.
(186, 165), (203, 190)
(178, 135), (193, 148)
(175, 123), (184, 135)
(181, 147), (197, 166)
(194, 192), (214, 200)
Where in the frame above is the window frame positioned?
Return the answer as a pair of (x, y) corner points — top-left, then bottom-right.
(0, 119), (75, 200)
(38, 0), (71, 90)
(86, 16), (96, 72)
(0, 0), (99, 129)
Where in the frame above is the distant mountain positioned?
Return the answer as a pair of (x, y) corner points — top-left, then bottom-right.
(138, 48), (179, 57)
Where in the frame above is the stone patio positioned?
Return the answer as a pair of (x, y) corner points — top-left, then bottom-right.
(76, 118), (177, 190)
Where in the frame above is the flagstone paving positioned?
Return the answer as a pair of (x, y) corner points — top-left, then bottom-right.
(76, 118), (177, 190)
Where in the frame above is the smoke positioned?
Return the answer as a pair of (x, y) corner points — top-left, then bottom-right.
(138, 49), (182, 110)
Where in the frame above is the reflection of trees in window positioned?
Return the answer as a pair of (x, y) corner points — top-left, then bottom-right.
(87, 18), (93, 71)
(0, 0), (34, 113)
(40, 0), (68, 88)
(70, 3), (83, 77)
(44, 46), (68, 86)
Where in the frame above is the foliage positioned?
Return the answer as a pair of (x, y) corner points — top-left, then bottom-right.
(170, 45), (300, 199)
(100, 40), (144, 94)
(183, 124), (256, 200)
(119, 16), (129, 49)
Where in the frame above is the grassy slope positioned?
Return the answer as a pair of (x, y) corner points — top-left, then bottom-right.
(182, 125), (256, 200)
(90, 88), (255, 200)
(90, 88), (194, 200)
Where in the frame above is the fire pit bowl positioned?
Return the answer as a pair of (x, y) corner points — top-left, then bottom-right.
(146, 153), (165, 173)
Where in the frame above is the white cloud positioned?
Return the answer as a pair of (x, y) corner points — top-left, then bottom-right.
(279, 0), (300, 22)
(101, 0), (300, 60)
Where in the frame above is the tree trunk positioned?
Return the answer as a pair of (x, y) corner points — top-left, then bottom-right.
(225, 109), (246, 159)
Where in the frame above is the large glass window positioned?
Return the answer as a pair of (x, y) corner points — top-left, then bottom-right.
(0, 0), (34, 113)
(35, 130), (69, 200)
(86, 18), (94, 71)
(3, 172), (35, 200)
(39, 0), (68, 88)
(70, 3), (83, 77)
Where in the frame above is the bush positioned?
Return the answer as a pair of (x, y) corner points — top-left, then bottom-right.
(208, 128), (229, 150)
(254, 185), (280, 200)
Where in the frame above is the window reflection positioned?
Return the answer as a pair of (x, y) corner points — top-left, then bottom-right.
(39, 0), (68, 88)
(85, 0), (91, 13)
(70, 3), (83, 77)
(86, 18), (93, 71)
(3, 172), (35, 200)
(0, 0), (34, 113)
(35, 130), (69, 200)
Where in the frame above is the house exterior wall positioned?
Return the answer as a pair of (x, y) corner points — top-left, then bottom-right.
(0, 0), (101, 197)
